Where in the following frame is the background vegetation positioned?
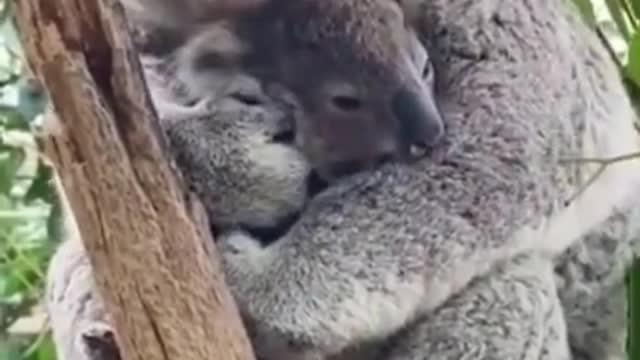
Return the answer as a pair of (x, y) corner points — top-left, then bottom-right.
(0, 0), (638, 359)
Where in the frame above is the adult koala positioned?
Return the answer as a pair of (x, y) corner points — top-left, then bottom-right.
(45, 0), (640, 360)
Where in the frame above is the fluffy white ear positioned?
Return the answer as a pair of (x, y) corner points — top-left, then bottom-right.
(120, 0), (268, 31)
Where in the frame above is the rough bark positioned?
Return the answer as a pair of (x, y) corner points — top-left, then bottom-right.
(13, 1), (256, 359)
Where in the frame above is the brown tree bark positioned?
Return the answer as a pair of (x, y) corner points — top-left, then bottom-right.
(13, 1), (256, 359)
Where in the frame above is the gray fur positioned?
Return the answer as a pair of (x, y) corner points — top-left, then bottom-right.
(144, 55), (311, 230)
(123, 0), (446, 180)
(46, 238), (118, 360)
(44, 0), (640, 360)
(45, 175), (118, 360)
(377, 253), (571, 360)
(555, 206), (640, 360)
(216, 1), (640, 358)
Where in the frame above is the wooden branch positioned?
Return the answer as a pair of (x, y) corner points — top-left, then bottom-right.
(13, 1), (256, 359)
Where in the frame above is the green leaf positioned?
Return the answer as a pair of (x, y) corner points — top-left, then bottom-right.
(605, 0), (632, 40)
(46, 198), (62, 246)
(632, 0), (640, 22)
(0, 147), (24, 195)
(23, 163), (53, 203)
(626, 32), (640, 87)
(572, 0), (598, 27)
(16, 78), (46, 123)
(0, 271), (28, 301)
(0, 0), (12, 29)
(0, 345), (22, 360)
(0, 107), (29, 131)
(34, 336), (57, 360)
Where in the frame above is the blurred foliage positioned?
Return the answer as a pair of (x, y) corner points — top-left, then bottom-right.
(0, 0), (636, 360)
(570, 0), (640, 106)
(0, 0), (58, 359)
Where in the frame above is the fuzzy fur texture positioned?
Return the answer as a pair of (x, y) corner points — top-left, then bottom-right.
(45, 0), (640, 359)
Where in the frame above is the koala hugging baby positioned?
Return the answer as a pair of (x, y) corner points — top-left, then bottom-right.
(45, 0), (640, 360)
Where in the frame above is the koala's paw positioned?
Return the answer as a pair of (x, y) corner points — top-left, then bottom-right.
(218, 233), (333, 360)
(217, 230), (268, 280)
(217, 229), (270, 305)
(218, 229), (264, 256)
(75, 322), (120, 360)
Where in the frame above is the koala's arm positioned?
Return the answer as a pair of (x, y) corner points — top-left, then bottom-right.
(378, 254), (570, 360)
(554, 205), (640, 360)
(402, 204), (640, 360)
(218, 2), (640, 359)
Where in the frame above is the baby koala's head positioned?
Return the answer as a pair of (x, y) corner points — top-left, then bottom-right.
(124, 0), (444, 180)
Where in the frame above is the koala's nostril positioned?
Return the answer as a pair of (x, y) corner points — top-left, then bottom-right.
(391, 87), (444, 151)
(331, 95), (362, 112)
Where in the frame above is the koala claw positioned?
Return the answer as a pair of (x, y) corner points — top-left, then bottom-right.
(76, 322), (121, 360)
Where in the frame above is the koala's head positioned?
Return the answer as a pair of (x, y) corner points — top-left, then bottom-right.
(143, 56), (313, 239)
(124, 0), (443, 181)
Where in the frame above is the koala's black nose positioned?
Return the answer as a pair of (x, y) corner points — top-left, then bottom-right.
(391, 87), (444, 156)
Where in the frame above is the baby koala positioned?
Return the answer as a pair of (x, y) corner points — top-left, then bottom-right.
(45, 52), (310, 360)
(123, 0), (444, 181)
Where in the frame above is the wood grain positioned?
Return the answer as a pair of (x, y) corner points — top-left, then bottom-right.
(13, 0), (256, 359)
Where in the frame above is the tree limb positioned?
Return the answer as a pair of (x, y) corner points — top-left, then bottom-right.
(13, 0), (256, 359)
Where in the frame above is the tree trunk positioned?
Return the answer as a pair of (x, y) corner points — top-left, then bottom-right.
(13, 1), (256, 359)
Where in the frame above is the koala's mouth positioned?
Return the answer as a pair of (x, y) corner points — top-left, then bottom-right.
(242, 170), (329, 245)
